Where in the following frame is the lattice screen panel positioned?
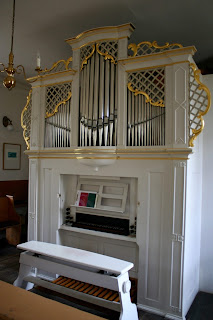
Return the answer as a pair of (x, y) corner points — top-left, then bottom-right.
(45, 83), (72, 117)
(189, 65), (209, 142)
(80, 40), (118, 68)
(44, 83), (72, 148)
(127, 68), (165, 103)
(21, 90), (32, 150)
(128, 41), (182, 57)
(127, 68), (165, 146)
(97, 40), (118, 62)
(80, 44), (95, 65)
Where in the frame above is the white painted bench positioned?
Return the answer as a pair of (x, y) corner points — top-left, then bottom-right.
(14, 241), (138, 320)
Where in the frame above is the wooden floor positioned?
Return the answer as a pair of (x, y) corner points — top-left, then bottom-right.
(0, 239), (212, 320)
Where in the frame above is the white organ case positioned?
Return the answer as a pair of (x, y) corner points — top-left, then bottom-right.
(22, 24), (211, 319)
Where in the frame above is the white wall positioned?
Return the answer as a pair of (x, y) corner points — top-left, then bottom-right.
(200, 74), (213, 293)
(0, 78), (30, 181)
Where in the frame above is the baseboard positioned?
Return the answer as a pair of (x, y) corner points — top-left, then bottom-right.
(137, 303), (165, 317)
(165, 313), (185, 320)
(137, 304), (185, 320)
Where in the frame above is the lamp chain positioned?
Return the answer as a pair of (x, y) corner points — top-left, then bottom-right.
(10, 0), (16, 53)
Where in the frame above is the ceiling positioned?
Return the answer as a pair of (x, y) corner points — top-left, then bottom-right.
(0, 0), (213, 84)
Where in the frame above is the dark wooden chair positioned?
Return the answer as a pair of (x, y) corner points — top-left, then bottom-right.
(0, 195), (21, 246)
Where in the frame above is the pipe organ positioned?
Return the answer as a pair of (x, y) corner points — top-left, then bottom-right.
(21, 24), (211, 320)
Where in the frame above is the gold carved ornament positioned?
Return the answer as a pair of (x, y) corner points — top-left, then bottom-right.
(81, 44), (95, 70)
(127, 83), (164, 107)
(96, 43), (116, 64)
(189, 63), (211, 147)
(81, 42), (116, 70)
(128, 41), (183, 57)
(37, 56), (73, 75)
(45, 91), (72, 119)
(21, 89), (32, 150)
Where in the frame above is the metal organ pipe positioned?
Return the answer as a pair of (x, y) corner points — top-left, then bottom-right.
(98, 55), (104, 146)
(80, 66), (84, 146)
(138, 95), (141, 146)
(88, 54), (95, 146)
(93, 51), (99, 146)
(85, 60), (90, 147)
(109, 62), (115, 146)
(127, 89), (131, 146)
(131, 92), (135, 146)
(104, 59), (110, 146)
(126, 90), (165, 147)
(44, 99), (71, 148)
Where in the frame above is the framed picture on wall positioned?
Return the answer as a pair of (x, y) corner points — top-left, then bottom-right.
(3, 143), (21, 170)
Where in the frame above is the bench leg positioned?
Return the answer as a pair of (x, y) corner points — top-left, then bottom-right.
(118, 274), (138, 320)
(13, 263), (34, 290)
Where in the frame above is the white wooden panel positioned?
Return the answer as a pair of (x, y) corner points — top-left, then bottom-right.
(30, 87), (46, 149)
(62, 233), (98, 253)
(170, 240), (183, 311)
(175, 106), (186, 144)
(146, 172), (164, 302)
(60, 233), (80, 248)
(28, 160), (38, 241)
(169, 162), (186, 313)
(42, 168), (52, 243)
(118, 38), (128, 60)
(117, 63), (127, 147)
(77, 237), (99, 253)
(165, 66), (173, 145)
(173, 64), (189, 146)
(173, 163), (186, 236)
(102, 242), (138, 272)
(51, 169), (61, 243)
(175, 68), (186, 104)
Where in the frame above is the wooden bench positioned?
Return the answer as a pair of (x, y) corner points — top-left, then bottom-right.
(14, 241), (138, 320)
(0, 280), (104, 320)
(0, 196), (21, 245)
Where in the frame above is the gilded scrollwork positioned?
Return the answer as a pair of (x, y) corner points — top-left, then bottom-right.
(45, 91), (72, 118)
(189, 63), (211, 147)
(38, 56), (73, 75)
(127, 83), (164, 107)
(21, 89), (32, 150)
(81, 44), (95, 70)
(96, 43), (116, 64)
(80, 41), (117, 71)
(128, 41), (183, 57)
